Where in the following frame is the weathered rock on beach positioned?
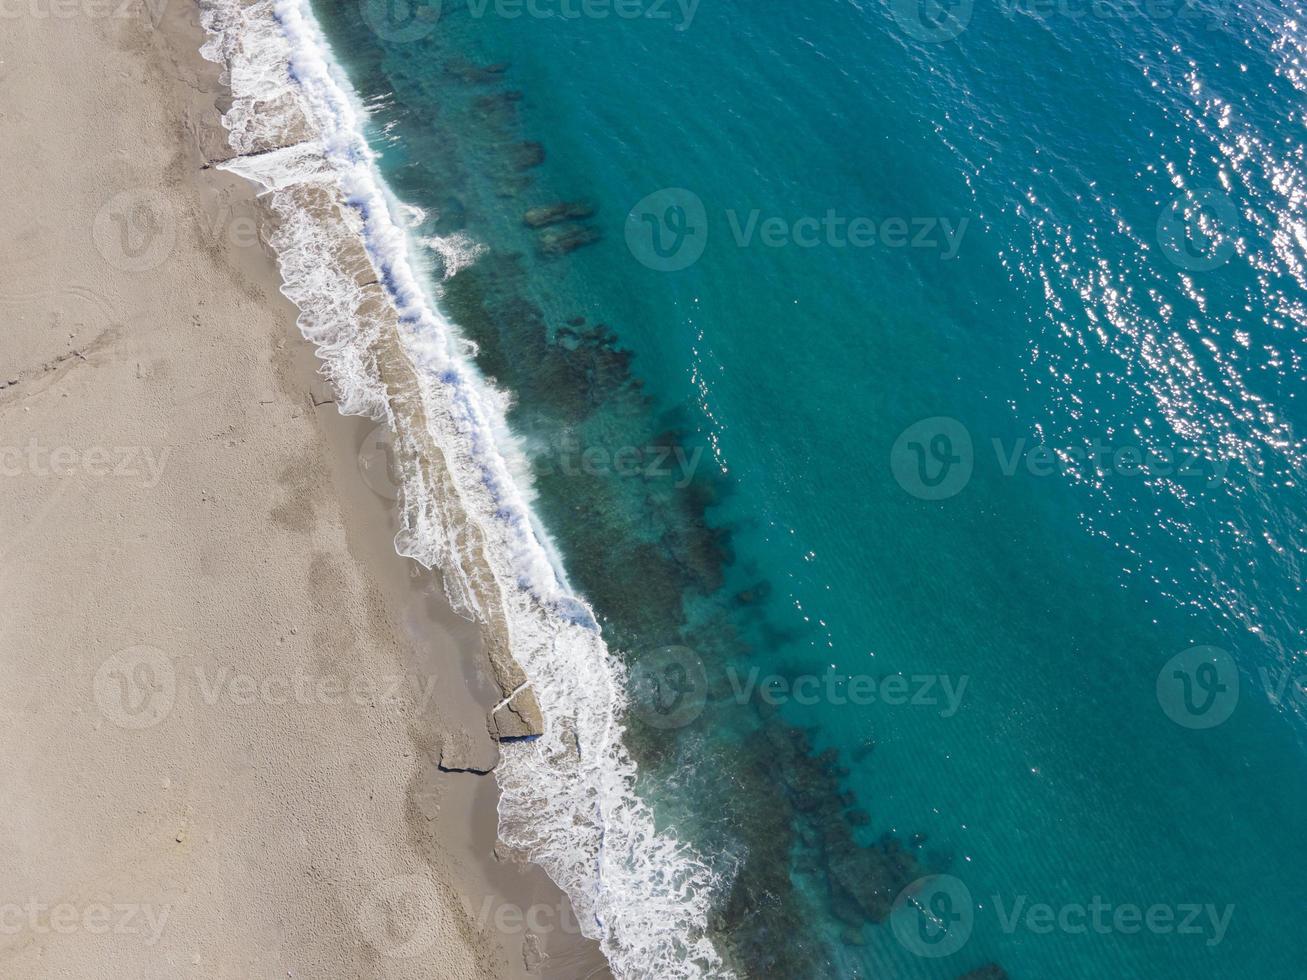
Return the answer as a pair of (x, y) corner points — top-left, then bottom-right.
(484, 630), (545, 740)
(438, 728), (500, 774)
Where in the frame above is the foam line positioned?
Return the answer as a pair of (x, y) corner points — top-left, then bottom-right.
(198, 2), (732, 976)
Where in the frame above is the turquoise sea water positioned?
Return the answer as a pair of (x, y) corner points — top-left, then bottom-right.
(310, 0), (1305, 975)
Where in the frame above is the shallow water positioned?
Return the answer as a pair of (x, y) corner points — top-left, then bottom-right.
(302, 0), (1305, 976)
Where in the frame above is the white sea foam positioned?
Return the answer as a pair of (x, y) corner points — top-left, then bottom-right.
(198, 2), (732, 976)
(420, 230), (488, 279)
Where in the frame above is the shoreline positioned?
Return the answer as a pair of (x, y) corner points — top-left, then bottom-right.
(197, 1), (733, 977)
(0, 2), (605, 977)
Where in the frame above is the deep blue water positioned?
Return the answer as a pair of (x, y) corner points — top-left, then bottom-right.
(313, 0), (1305, 975)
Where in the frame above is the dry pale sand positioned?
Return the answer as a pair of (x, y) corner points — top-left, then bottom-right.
(0, 3), (606, 978)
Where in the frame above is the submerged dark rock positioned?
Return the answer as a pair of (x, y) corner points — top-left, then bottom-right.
(508, 140), (545, 171)
(474, 89), (524, 126)
(536, 222), (602, 257)
(734, 581), (772, 606)
(824, 826), (919, 923)
(444, 57), (509, 84)
(524, 201), (596, 228)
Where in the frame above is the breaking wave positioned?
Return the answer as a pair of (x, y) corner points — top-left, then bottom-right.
(197, 1), (732, 976)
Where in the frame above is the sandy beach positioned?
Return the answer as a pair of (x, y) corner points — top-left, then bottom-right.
(0, 4), (604, 978)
